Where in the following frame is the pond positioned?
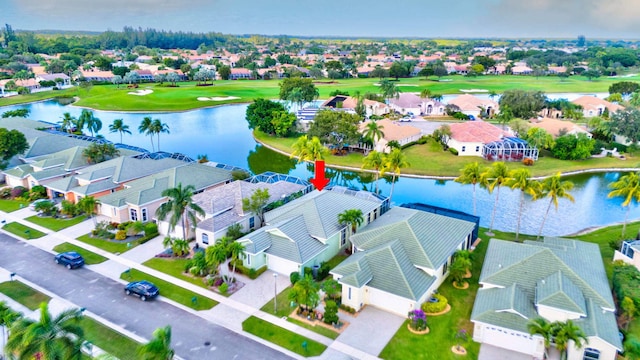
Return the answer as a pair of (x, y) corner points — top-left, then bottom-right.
(0, 99), (637, 236)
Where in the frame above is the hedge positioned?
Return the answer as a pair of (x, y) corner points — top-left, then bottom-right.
(613, 262), (640, 309)
(422, 293), (448, 313)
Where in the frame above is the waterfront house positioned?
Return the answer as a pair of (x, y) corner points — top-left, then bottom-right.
(359, 119), (422, 153)
(447, 121), (510, 157)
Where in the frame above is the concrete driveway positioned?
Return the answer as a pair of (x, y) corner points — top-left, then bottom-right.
(336, 306), (404, 356)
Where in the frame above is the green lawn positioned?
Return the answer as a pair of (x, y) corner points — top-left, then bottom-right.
(242, 316), (327, 357)
(26, 215), (87, 231)
(119, 268), (217, 311)
(76, 233), (138, 254)
(142, 257), (209, 289)
(0, 281), (51, 310)
(52, 242), (108, 265)
(2, 222), (46, 239)
(80, 317), (140, 360)
(3, 74), (634, 112)
(0, 199), (30, 212)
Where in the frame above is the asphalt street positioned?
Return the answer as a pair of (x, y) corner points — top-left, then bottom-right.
(0, 234), (293, 360)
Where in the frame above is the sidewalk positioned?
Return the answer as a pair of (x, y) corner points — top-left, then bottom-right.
(0, 210), (383, 359)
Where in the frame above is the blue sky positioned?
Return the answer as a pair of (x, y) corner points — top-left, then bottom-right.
(3, 0), (640, 38)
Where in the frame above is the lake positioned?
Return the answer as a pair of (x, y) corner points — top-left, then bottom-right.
(0, 99), (637, 236)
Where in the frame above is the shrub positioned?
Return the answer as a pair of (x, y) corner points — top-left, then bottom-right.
(11, 186), (26, 199)
(219, 282), (229, 295)
(60, 200), (78, 217)
(28, 185), (47, 201)
(230, 259), (267, 279)
(449, 148), (459, 156)
(126, 221), (145, 236)
(324, 300), (339, 325)
(118, 221), (133, 230)
(226, 223), (244, 240)
(317, 262), (331, 280)
(0, 187), (12, 198)
(290, 272), (301, 284)
(421, 293), (448, 314)
(408, 309), (428, 331)
(417, 136), (429, 145)
(304, 267), (313, 278)
(522, 158), (534, 166)
(613, 263), (640, 309)
(144, 222), (158, 237)
(339, 304), (356, 314)
(115, 230), (127, 240)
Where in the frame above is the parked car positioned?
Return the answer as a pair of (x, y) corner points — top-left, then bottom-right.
(54, 251), (85, 269)
(124, 280), (159, 301)
(29, 198), (52, 210)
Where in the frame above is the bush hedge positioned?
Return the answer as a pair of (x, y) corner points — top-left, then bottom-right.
(613, 262), (640, 309)
(449, 148), (459, 156)
(230, 259), (267, 280)
(421, 293), (448, 314)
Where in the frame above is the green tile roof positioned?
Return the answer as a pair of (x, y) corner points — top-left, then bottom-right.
(350, 207), (476, 270)
(471, 284), (537, 333)
(332, 239), (435, 301)
(536, 271), (586, 315)
(577, 299), (623, 350)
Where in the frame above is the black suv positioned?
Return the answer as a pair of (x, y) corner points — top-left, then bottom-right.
(125, 280), (159, 301)
(54, 252), (85, 269)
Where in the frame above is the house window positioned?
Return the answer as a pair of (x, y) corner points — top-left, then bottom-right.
(202, 233), (209, 245)
(341, 227), (347, 246)
(348, 287), (351, 300)
(583, 348), (600, 360)
(461, 146), (466, 152)
(367, 212), (371, 224)
(249, 217), (255, 229)
(141, 208), (148, 222)
(443, 259), (448, 275)
(373, 209), (378, 220)
(112, 208), (116, 216)
(130, 208), (138, 221)
(475, 146), (480, 152)
(246, 254), (251, 266)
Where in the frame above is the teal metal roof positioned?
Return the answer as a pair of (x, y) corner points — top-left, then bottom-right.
(471, 284), (537, 333)
(536, 271), (587, 315)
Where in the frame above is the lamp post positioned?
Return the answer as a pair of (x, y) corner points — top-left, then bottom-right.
(273, 273), (278, 314)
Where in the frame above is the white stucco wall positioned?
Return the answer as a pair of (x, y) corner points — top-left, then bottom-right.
(447, 139), (484, 157)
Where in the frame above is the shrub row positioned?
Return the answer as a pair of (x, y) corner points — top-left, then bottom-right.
(613, 262), (640, 309)
(230, 259), (267, 280)
(339, 304), (356, 314)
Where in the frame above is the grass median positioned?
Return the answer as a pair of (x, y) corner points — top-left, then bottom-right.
(0, 199), (30, 212)
(0, 280), (51, 310)
(53, 242), (108, 265)
(242, 316), (327, 357)
(120, 268), (217, 310)
(81, 316), (140, 359)
(2, 222), (46, 239)
(26, 215), (87, 231)
(77, 233), (138, 254)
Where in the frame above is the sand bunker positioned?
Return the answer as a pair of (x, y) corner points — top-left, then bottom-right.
(197, 96), (240, 101)
(460, 89), (489, 93)
(128, 89), (153, 96)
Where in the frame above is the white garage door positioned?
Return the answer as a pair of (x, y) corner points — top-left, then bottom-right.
(267, 255), (298, 275)
(482, 326), (537, 356)
(367, 287), (411, 316)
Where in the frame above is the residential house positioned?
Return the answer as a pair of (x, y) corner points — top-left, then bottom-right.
(422, 99), (446, 116)
(511, 65), (533, 75)
(447, 94), (499, 118)
(529, 118), (592, 138)
(321, 95), (389, 117)
(194, 172), (311, 245)
(359, 119), (422, 153)
(35, 73), (71, 86)
(447, 121), (510, 157)
(0, 78), (40, 95)
(614, 240), (640, 271)
(44, 156), (186, 203)
(571, 96), (623, 118)
(471, 238), (622, 360)
(4, 146), (87, 190)
(388, 93), (424, 116)
(331, 206), (477, 316)
(237, 186), (388, 275)
(98, 163), (233, 224)
(80, 70), (115, 82)
(228, 68), (252, 80)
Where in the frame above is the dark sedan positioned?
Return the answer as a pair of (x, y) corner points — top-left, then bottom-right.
(54, 252), (85, 269)
(125, 280), (159, 301)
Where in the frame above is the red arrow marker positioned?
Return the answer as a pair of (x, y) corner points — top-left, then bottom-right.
(310, 160), (330, 191)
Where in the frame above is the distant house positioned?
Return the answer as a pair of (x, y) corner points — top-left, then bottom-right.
(422, 99), (446, 116)
(571, 96), (623, 117)
(80, 70), (115, 82)
(228, 68), (252, 80)
(359, 119), (422, 153)
(237, 187), (388, 275)
(321, 95), (389, 117)
(331, 206), (477, 316)
(388, 93), (424, 116)
(529, 118), (591, 138)
(511, 65), (533, 75)
(471, 238), (622, 360)
(35, 73), (70, 86)
(447, 94), (499, 118)
(447, 121), (510, 157)
(614, 240), (640, 271)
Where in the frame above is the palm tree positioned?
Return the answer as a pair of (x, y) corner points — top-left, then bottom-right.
(59, 112), (76, 133)
(382, 148), (409, 203)
(379, 78), (400, 105)
(77, 195), (100, 226)
(139, 116), (155, 152)
(537, 173), (575, 240)
(481, 162), (511, 235)
(553, 320), (588, 360)
(78, 109), (102, 137)
(151, 119), (170, 151)
(109, 118), (131, 143)
(337, 209), (364, 246)
(137, 325), (175, 360)
(291, 135), (329, 163)
(506, 168), (540, 241)
(455, 162), (483, 216)
(228, 241), (245, 282)
(0, 301), (21, 355)
(363, 121), (385, 147)
(156, 184), (205, 241)
(291, 135), (311, 162)
(608, 172), (640, 238)
(527, 317), (553, 359)
(205, 239), (229, 275)
(362, 150), (386, 195)
(6, 302), (84, 360)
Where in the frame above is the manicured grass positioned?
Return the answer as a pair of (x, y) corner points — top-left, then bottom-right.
(26, 215), (87, 231)
(325, 253), (348, 270)
(0, 199), (30, 212)
(76, 233), (138, 254)
(119, 268), (217, 311)
(0, 281), (51, 310)
(242, 316), (327, 357)
(143, 257), (210, 289)
(52, 242), (108, 265)
(80, 316), (140, 359)
(288, 317), (340, 340)
(257, 130), (640, 178)
(0, 89), (77, 107)
(2, 222), (46, 239)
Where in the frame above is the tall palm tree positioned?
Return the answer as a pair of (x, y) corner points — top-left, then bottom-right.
(608, 172), (640, 238)
(455, 162), (483, 216)
(151, 119), (170, 151)
(156, 184), (205, 241)
(0, 301), (21, 355)
(109, 118), (131, 143)
(228, 241), (245, 282)
(205, 239), (230, 275)
(338, 209), (364, 237)
(137, 325), (175, 360)
(78, 109), (102, 137)
(506, 168), (540, 241)
(382, 148), (409, 203)
(480, 161), (511, 235)
(59, 112), (76, 133)
(77, 195), (100, 226)
(553, 320), (588, 360)
(307, 136), (329, 161)
(379, 78), (400, 105)
(139, 116), (155, 152)
(291, 135), (329, 163)
(537, 173), (575, 240)
(291, 135), (311, 162)
(6, 302), (84, 360)
(363, 121), (385, 147)
(527, 317), (553, 359)
(362, 150), (386, 195)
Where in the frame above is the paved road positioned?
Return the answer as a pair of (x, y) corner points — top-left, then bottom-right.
(0, 234), (292, 360)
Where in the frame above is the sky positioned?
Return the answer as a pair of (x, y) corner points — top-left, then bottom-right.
(3, 0), (640, 39)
